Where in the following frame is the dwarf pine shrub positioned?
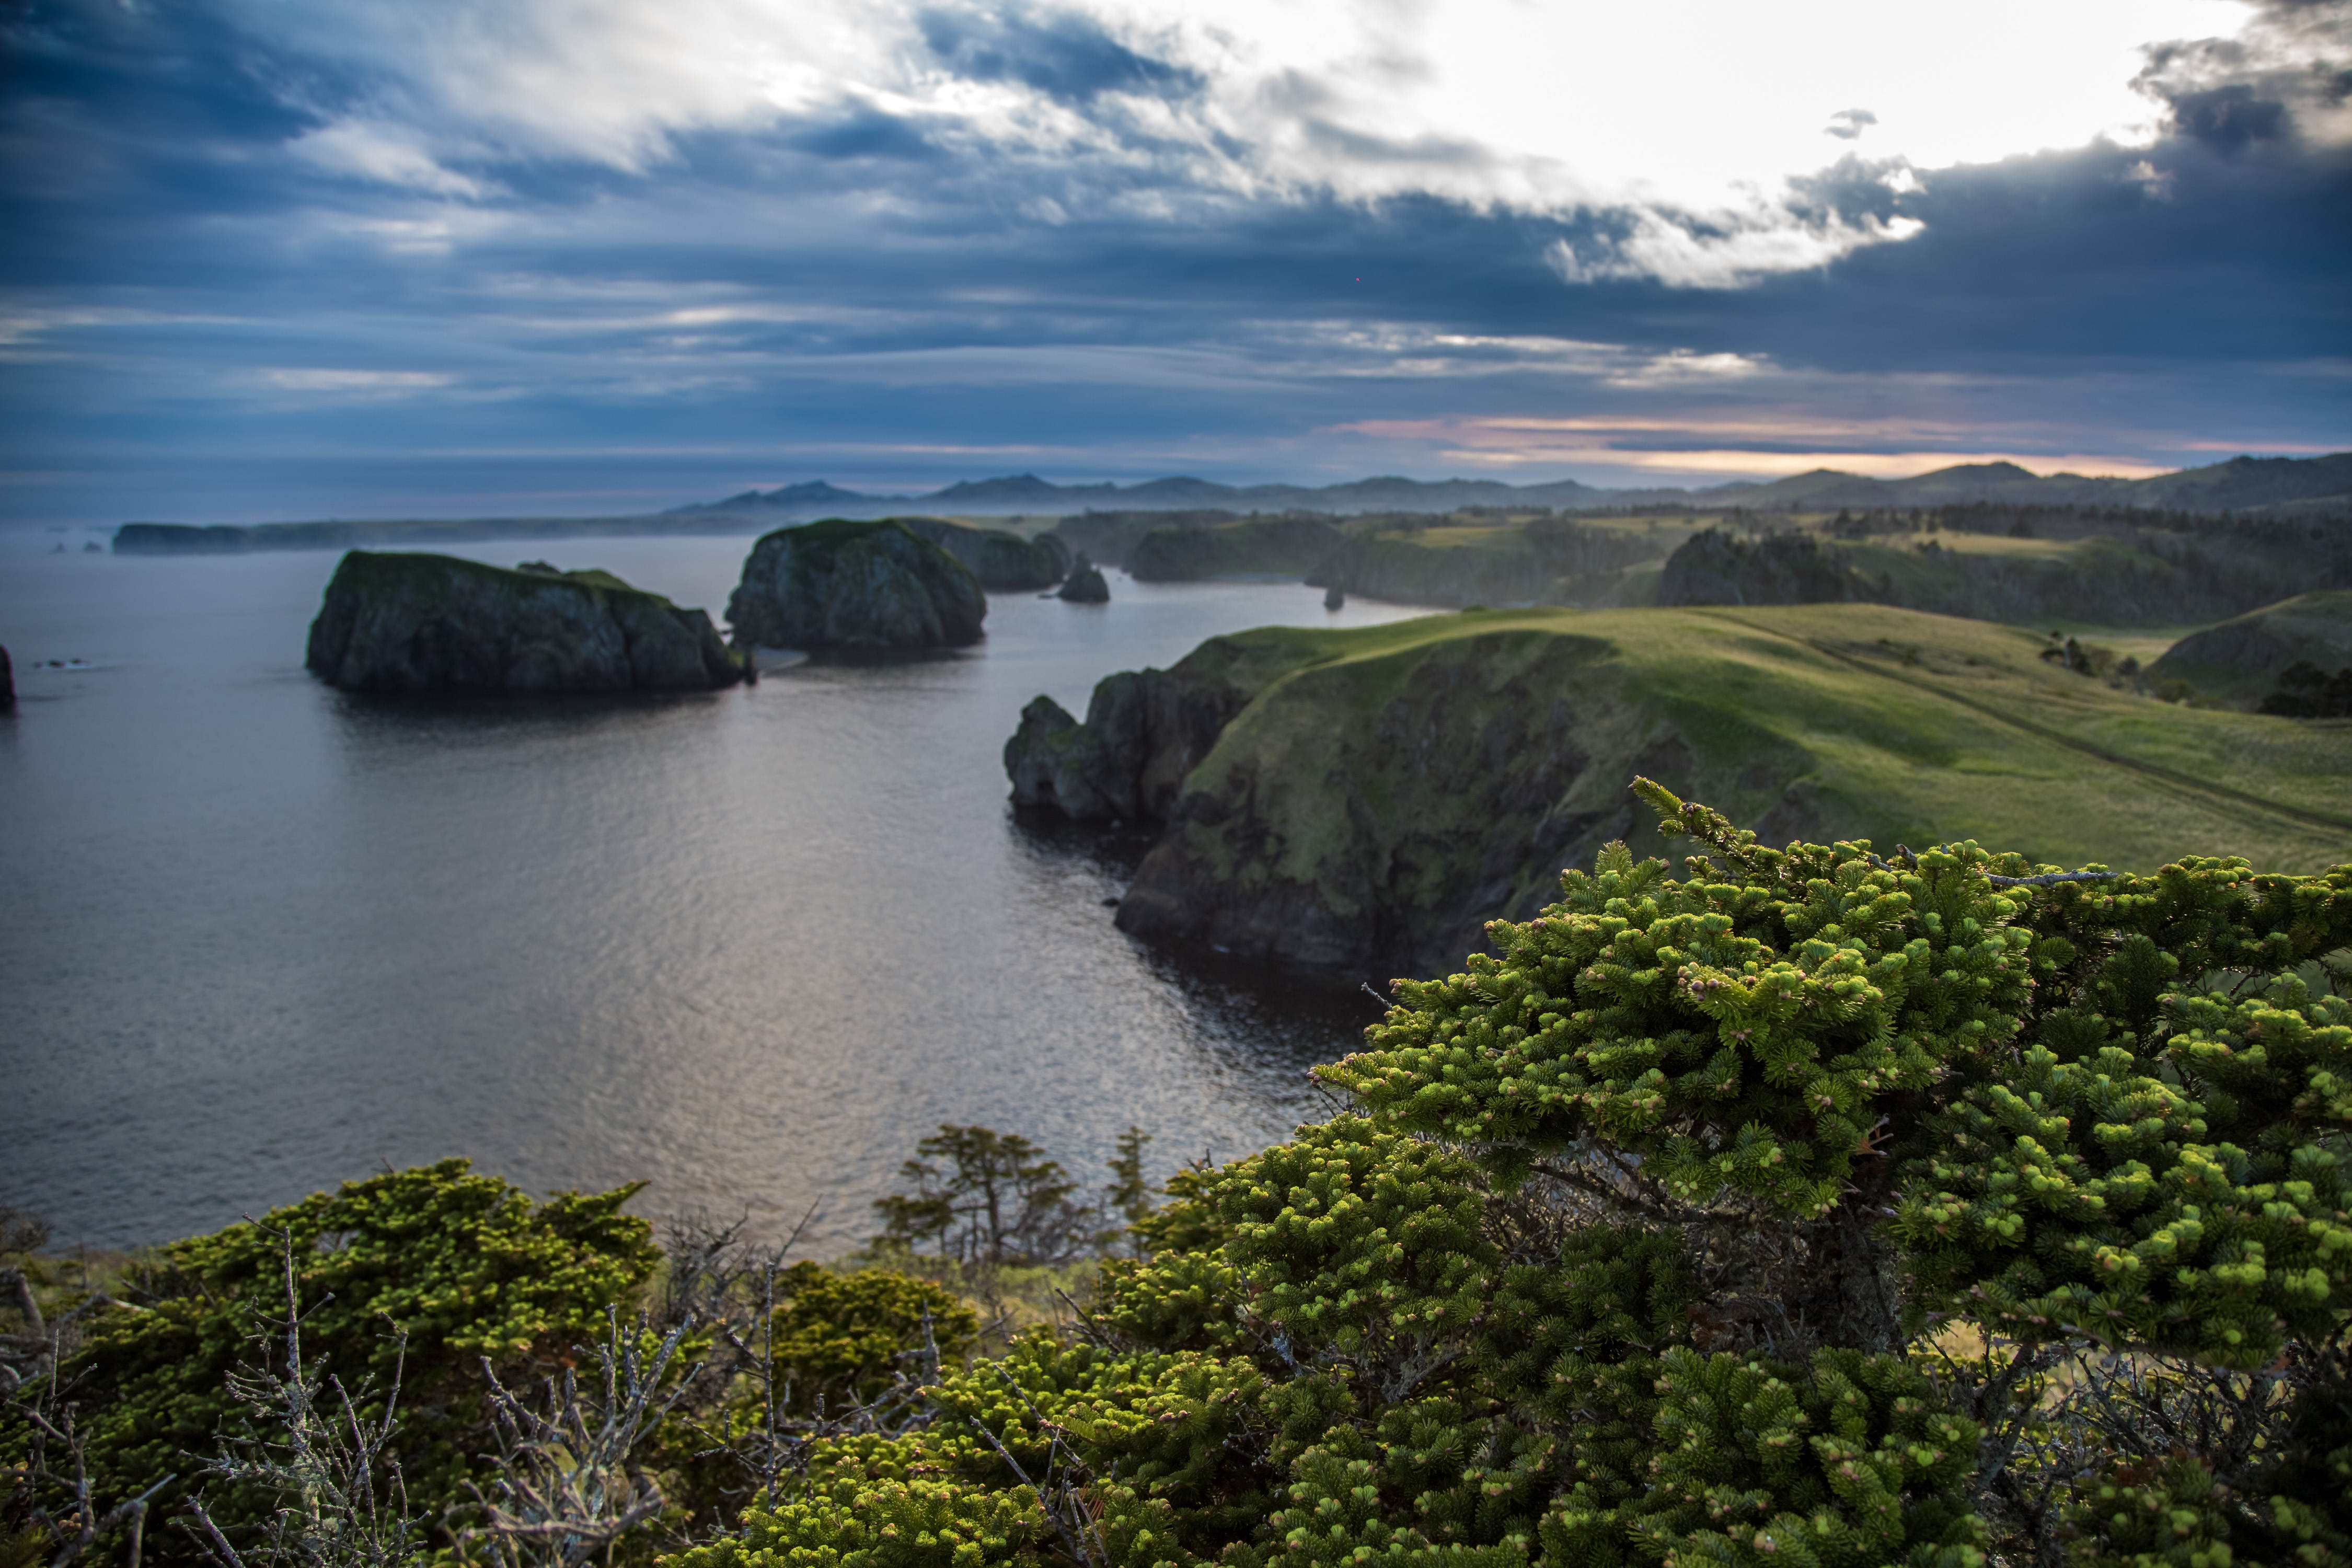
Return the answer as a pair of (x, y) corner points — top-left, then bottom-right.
(676, 780), (2350, 1568)
(10, 786), (2346, 1567)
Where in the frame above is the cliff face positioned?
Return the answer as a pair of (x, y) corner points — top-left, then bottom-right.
(1005, 622), (1678, 972)
(1112, 628), (1665, 974)
(305, 552), (745, 694)
(1002, 631), (1305, 820)
(727, 519), (987, 649)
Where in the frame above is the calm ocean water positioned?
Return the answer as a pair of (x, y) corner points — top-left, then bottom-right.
(0, 535), (1432, 1254)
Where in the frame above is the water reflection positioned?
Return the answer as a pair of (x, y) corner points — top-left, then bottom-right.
(2, 539), (1432, 1252)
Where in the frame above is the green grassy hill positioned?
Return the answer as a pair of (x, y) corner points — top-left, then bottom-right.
(2148, 590), (2352, 705)
(1097, 602), (2348, 972)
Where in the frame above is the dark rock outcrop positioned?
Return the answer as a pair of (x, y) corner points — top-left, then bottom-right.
(1657, 527), (1872, 606)
(896, 517), (1069, 589)
(1009, 622), (1681, 974)
(727, 519), (986, 650)
(305, 551), (744, 693)
(1056, 553), (1110, 603)
(1, 644), (13, 713)
(1004, 633), (1306, 822)
(1109, 629), (1644, 975)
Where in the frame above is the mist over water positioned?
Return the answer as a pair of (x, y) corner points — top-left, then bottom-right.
(0, 536), (1432, 1254)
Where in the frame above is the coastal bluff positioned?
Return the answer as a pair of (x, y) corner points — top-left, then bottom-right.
(727, 518), (986, 650)
(1006, 604), (2349, 975)
(305, 552), (745, 693)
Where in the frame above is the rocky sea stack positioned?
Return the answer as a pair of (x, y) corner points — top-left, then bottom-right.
(727, 518), (986, 650)
(1056, 552), (1110, 602)
(305, 552), (745, 694)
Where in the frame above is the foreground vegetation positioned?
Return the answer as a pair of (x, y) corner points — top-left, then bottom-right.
(7, 788), (2349, 1567)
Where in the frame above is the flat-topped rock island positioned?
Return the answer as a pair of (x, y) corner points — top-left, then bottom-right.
(305, 551), (746, 693)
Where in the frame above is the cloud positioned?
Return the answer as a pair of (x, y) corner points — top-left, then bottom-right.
(2, 0), (2347, 527)
(16, 0), (2290, 290)
(287, 121), (495, 196)
(916, 7), (1202, 103)
(2134, 0), (2352, 149)
(1548, 209), (1925, 290)
(1326, 414), (2182, 479)
(260, 369), (458, 391)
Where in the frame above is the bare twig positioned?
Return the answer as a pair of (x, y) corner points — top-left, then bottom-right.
(178, 1224), (423, 1568)
(451, 1308), (702, 1568)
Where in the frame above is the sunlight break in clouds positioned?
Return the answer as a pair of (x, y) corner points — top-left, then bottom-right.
(225, 0), (2265, 286)
(1334, 415), (2180, 480)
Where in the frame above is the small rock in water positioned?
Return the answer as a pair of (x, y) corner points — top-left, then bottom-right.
(1324, 584), (1346, 610)
(1057, 552), (1111, 604)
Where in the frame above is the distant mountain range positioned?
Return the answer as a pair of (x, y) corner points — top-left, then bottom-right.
(679, 452), (2352, 521)
(109, 451), (2351, 556)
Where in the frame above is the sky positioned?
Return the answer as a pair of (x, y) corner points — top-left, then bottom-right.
(2, 0), (2348, 526)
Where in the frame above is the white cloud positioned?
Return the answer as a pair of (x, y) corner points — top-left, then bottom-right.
(288, 121), (496, 198)
(1549, 210), (1925, 290)
(225, 0), (2279, 283)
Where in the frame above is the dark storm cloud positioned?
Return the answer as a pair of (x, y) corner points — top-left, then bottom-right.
(2134, 3), (2352, 155)
(915, 7), (1202, 103)
(2165, 84), (2290, 151)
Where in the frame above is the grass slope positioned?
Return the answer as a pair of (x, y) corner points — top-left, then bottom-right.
(1200, 603), (2349, 882)
(2148, 590), (2352, 705)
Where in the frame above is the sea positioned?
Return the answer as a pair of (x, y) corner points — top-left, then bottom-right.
(0, 533), (1434, 1256)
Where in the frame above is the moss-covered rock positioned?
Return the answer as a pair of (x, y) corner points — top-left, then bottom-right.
(304, 551), (744, 693)
(726, 518), (986, 650)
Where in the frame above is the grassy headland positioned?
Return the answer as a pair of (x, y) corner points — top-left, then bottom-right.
(1092, 602), (2347, 973)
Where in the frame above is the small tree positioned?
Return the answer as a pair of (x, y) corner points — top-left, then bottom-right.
(872, 1127), (1098, 1270)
